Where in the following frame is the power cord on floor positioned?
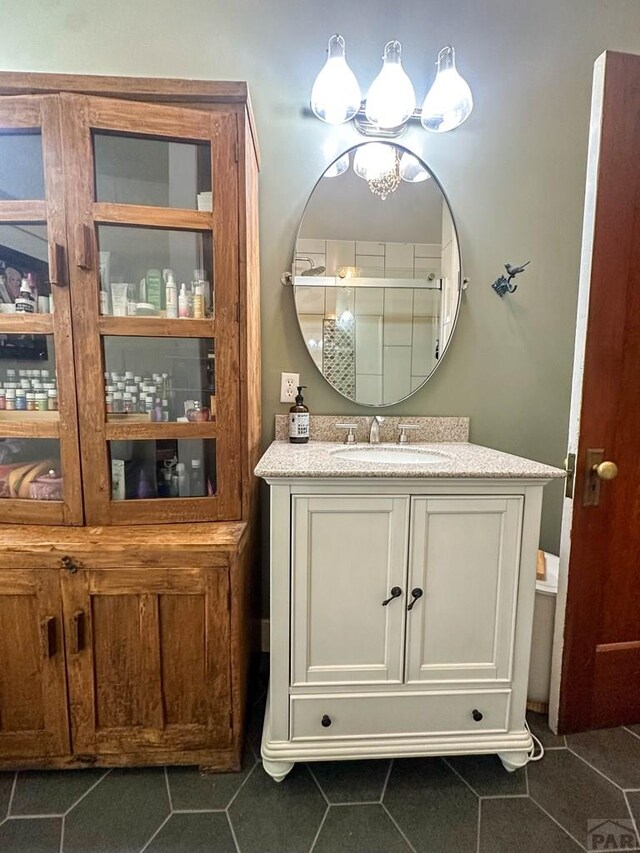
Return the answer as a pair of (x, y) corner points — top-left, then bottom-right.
(525, 719), (545, 762)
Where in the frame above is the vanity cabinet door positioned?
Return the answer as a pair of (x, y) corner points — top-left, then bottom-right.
(291, 495), (409, 686)
(405, 496), (523, 684)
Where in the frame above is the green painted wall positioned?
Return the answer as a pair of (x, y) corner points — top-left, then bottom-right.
(4, 0), (639, 611)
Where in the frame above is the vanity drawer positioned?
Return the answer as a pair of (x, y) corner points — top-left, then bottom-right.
(290, 690), (511, 741)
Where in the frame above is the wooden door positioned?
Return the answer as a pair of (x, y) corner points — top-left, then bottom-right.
(0, 569), (69, 757)
(405, 496), (523, 684)
(291, 495), (409, 686)
(555, 51), (640, 731)
(60, 93), (241, 525)
(0, 95), (83, 524)
(61, 564), (232, 758)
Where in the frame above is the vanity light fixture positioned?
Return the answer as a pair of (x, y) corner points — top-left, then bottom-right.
(311, 36), (473, 137)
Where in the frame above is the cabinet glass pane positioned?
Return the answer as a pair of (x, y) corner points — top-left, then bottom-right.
(103, 336), (214, 422)
(0, 438), (61, 500)
(97, 225), (213, 319)
(0, 334), (57, 415)
(109, 438), (216, 500)
(0, 224), (52, 310)
(0, 132), (45, 200)
(94, 133), (212, 210)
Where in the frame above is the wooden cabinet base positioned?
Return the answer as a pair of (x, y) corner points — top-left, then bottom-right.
(0, 521), (255, 772)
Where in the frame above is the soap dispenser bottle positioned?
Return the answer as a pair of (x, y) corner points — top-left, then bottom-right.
(289, 386), (310, 444)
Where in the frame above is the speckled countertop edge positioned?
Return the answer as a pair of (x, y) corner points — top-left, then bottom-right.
(274, 414), (470, 444)
(255, 441), (566, 480)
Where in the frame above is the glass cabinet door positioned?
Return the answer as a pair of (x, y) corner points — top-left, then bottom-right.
(0, 96), (82, 524)
(62, 94), (241, 524)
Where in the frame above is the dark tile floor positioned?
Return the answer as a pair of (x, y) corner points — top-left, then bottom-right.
(1, 659), (640, 852)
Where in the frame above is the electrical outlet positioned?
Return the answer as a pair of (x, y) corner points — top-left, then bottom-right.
(280, 372), (300, 404)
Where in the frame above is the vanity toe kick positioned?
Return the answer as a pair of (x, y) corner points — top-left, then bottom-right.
(290, 690), (511, 741)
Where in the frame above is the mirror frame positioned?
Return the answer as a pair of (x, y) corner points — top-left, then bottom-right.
(291, 142), (463, 407)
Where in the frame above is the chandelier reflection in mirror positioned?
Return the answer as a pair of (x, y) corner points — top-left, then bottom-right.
(331, 142), (429, 200)
(310, 36), (473, 137)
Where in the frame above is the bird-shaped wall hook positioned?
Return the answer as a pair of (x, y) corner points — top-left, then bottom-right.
(491, 261), (531, 297)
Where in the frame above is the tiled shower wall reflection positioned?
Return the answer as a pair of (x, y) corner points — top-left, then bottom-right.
(295, 238), (441, 279)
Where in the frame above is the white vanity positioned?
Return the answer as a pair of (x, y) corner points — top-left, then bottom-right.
(255, 418), (564, 782)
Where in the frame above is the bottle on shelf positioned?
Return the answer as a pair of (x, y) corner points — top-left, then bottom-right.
(190, 459), (205, 496)
(172, 462), (190, 497)
(179, 283), (190, 318)
(165, 272), (178, 319)
(15, 278), (35, 314)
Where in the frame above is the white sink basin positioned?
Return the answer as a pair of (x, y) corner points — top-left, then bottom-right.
(332, 446), (448, 465)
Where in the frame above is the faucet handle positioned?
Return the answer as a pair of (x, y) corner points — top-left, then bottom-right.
(335, 423), (358, 444)
(397, 424), (420, 444)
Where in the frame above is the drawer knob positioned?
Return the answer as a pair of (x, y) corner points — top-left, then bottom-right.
(321, 714), (332, 728)
(472, 709), (483, 722)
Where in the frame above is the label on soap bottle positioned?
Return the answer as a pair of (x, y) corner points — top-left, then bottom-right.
(289, 412), (310, 439)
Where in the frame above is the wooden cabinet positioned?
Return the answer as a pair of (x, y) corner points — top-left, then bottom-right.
(262, 481), (545, 781)
(0, 74), (260, 772)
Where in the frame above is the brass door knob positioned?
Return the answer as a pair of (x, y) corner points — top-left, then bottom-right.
(593, 460), (618, 481)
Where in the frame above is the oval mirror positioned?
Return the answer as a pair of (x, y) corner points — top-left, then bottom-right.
(292, 142), (462, 407)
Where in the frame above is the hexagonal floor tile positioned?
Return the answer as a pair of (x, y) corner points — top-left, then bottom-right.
(384, 758), (478, 852)
(567, 727), (640, 789)
(446, 754), (527, 797)
(528, 749), (639, 849)
(309, 760), (391, 804)
(228, 763), (326, 853)
(0, 772), (14, 817)
(0, 816), (61, 852)
(63, 768), (169, 853)
(526, 711), (566, 748)
(145, 812), (236, 853)
(479, 797), (583, 852)
(167, 747), (256, 810)
(314, 804), (411, 852)
(10, 769), (106, 816)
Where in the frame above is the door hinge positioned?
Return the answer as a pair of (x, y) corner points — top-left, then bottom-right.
(565, 452), (575, 499)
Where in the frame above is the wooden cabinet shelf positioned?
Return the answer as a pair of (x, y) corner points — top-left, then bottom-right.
(0, 313), (54, 334)
(105, 420), (217, 440)
(98, 316), (215, 338)
(0, 411), (60, 438)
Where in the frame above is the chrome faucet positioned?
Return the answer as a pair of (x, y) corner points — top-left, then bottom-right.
(368, 416), (385, 444)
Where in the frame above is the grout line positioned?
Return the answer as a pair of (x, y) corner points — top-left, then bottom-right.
(225, 762), (257, 812)
(381, 802), (417, 853)
(59, 814), (65, 853)
(5, 812), (66, 820)
(442, 757), (480, 799)
(6, 772), (17, 818)
(476, 797), (481, 853)
(163, 767), (174, 812)
(624, 790), (640, 847)
(479, 793), (530, 800)
(308, 804), (329, 853)
(566, 746), (627, 791)
(172, 808), (227, 814)
(306, 765), (329, 807)
(527, 795), (588, 851)
(380, 760), (393, 802)
(225, 810), (241, 853)
(624, 727), (640, 742)
(139, 812), (172, 853)
(63, 769), (112, 816)
(330, 800), (387, 807)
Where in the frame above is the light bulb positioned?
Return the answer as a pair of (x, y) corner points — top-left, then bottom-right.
(323, 152), (350, 178)
(311, 34), (362, 125)
(365, 41), (416, 129)
(421, 45), (473, 133)
(399, 151), (430, 183)
(353, 142), (397, 181)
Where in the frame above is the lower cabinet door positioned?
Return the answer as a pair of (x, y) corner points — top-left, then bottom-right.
(290, 690), (511, 740)
(0, 570), (69, 758)
(62, 565), (231, 758)
(406, 496), (524, 684)
(291, 495), (410, 686)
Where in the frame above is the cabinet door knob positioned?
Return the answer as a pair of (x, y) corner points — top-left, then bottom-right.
(61, 555), (78, 573)
(472, 709), (483, 722)
(321, 714), (332, 728)
(407, 588), (423, 611)
(382, 586), (402, 606)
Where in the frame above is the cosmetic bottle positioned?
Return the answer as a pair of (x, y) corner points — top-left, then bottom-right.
(165, 272), (178, 319)
(179, 283), (190, 318)
(190, 459), (205, 496)
(289, 386), (310, 444)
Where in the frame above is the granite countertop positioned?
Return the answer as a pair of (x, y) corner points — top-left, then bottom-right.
(255, 441), (566, 480)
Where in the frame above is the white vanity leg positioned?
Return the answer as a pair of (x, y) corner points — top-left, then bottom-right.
(498, 750), (529, 772)
(262, 757), (295, 783)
